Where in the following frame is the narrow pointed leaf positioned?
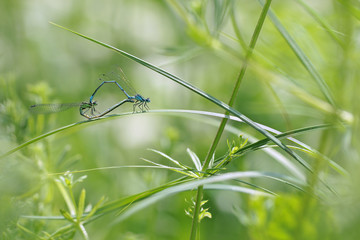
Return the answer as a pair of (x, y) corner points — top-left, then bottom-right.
(148, 148), (185, 168)
(83, 196), (105, 221)
(187, 148), (202, 171)
(141, 158), (198, 178)
(112, 171), (299, 224)
(77, 189), (86, 221)
(258, 0), (335, 106)
(60, 209), (75, 223)
(49, 22), (313, 173)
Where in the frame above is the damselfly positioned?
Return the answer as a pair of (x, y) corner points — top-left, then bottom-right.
(89, 67), (150, 113)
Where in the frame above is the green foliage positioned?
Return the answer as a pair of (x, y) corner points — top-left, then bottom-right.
(185, 199), (212, 222)
(0, 0), (359, 239)
(54, 173), (105, 240)
(239, 195), (336, 240)
(213, 135), (248, 170)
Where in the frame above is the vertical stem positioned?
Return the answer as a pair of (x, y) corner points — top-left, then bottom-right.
(189, 185), (203, 240)
(201, 0), (272, 171)
(69, 185), (78, 215)
(189, 1), (273, 239)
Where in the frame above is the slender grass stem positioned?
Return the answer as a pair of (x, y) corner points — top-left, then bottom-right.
(201, 0), (272, 172)
(190, 1), (273, 239)
(189, 185), (203, 240)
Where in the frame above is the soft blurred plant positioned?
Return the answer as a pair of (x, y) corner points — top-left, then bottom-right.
(1, 0), (359, 239)
(52, 173), (104, 240)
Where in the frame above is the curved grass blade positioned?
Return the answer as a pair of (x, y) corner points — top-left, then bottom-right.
(43, 172), (293, 228)
(1, 109), (329, 171)
(204, 184), (274, 196)
(257, 0), (336, 107)
(96, 176), (190, 216)
(110, 171), (300, 224)
(294, 0), (344, 47)
(49, 22), (313, 173)
(235, 125), (332, 155)
(22, 172), (295, 237)
(5, 109), (340, 196)
(2, 109), (334, 178)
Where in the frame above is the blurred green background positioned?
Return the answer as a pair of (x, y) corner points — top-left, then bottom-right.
(1, 0), (360, 239)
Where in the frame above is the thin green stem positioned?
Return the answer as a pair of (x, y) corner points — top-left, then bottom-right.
(190, 1), (273, 239)
(69, 185), (77, 215)
(202, 0), (272, 173)
(189, 185), (203, 240)
(78, 223), (89, 240)
(55, 180), (76, 215)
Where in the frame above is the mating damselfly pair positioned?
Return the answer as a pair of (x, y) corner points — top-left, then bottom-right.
(29, 67), (150, 119)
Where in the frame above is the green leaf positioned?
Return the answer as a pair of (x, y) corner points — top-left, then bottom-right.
(77, 189), (86, 221)
(203, 184), (276, 196)
(111, 171), (300, 224)
(96, 177), (189, 216)
(148, 148), (188, 169)
(187, 148), (202, 172)
(141, 157), (199, 178)
(54, 179), (76, 216)
(83, 196), (105, 221)
(60, 209), (75, 223)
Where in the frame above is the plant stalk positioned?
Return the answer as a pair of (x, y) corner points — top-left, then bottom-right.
(189, 185), (203, 240)
(190, 1), (273, 239)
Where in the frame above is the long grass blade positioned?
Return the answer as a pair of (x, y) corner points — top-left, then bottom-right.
(23, 171), (298, 237)
(49, 22), (313, 173)
(22, 171), (304, 223)
(96, 177), (190, 215)
(257, 0), (336, 107)
(294, 0), (344, 47)
(2, 109), (333, 178)
(111, 171), (301, 224)
(1, 110), (330, 176)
